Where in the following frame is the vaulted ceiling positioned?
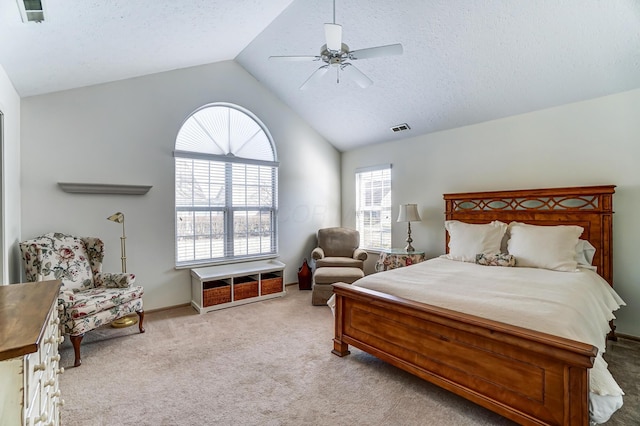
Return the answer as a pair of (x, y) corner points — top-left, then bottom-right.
(1, 0), (639, 152)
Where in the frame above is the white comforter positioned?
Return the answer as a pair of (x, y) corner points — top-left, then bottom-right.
(350, 257), (626, 398)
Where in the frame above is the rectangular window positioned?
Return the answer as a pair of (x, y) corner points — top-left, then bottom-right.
(175, 158), (277, 266)
(355, 165), (392, 250)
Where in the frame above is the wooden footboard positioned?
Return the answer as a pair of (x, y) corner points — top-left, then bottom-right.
(332, 283), (597, 426)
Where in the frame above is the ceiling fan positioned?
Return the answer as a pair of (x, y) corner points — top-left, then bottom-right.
(268, 0), (403, 90)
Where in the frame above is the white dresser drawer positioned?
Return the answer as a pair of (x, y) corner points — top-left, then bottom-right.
(24, 352), (44, 412)
(0, 282), (63, 426)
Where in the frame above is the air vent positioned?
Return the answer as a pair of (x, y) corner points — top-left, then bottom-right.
(390, 123), (411, 133)
(17, 0), (45, 23)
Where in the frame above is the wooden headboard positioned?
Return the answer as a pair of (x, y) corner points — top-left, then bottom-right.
(443, 185), (615, 285)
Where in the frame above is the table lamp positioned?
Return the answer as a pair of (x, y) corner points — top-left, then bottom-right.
(397, 204), (421, 252)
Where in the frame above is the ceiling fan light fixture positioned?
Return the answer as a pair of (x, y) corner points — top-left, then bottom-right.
(324, 23), (343, 51)
(269, 0), (403, 90)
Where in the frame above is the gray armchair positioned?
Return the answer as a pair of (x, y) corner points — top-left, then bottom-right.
(311, 227), (368, 269)
(311, 227), (368, 305)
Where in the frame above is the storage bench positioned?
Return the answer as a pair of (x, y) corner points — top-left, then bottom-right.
(191, 260), (286, 314)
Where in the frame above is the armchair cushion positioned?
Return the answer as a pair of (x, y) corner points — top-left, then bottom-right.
(65, 286), (144, 321)
(316, 257), (363, 269)
(63, 292), (144, 336)
(317, 227), (361, 258)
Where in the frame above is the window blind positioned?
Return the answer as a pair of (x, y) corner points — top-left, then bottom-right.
(355, 166), (392, 250)
(174, 103), (278, 266)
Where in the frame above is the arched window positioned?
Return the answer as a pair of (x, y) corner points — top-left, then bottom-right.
(174, 103), (278, 266)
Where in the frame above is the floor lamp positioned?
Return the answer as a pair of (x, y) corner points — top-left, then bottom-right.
(107, 211), (138, 328)
(107, 212), (127, 272)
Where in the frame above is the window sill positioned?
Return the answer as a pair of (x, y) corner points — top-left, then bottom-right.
(175, 254), (279, 270)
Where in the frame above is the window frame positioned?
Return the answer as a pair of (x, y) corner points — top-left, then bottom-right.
(355, 164), (392, 251)
(174, 103), (278, 268)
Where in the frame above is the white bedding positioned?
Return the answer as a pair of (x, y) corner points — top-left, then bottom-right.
(333, 257), (626, 423)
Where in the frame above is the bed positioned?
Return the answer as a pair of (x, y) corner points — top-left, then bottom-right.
(330, 185), (624, 425)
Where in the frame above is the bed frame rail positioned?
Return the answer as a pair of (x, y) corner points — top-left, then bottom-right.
(332, 283), (596, 426)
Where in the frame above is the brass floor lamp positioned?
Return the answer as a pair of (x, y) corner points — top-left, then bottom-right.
(108, 212), (138, 328)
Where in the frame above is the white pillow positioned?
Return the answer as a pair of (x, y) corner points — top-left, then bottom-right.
(445, 220), (507, 262)
(575, 239), (597, 270)
(507, 222), (584, 272)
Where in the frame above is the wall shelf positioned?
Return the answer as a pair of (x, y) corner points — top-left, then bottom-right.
(58, 182), (152, 195)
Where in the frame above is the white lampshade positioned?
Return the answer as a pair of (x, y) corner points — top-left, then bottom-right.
(397, 204), (421, 223)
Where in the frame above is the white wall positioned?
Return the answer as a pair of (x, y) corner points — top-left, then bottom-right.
(342, 88), (640, 338)
(21, 60), (341, 310)
(0, 64), (21, 284)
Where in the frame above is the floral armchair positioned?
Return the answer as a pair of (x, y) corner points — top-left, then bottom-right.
(20, 232), (145, 367)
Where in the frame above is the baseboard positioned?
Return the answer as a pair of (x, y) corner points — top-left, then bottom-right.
(617, 333), (640, 342)
(146, 303), (191, 314)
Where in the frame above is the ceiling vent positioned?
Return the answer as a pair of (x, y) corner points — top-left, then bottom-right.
(390, 123), (411, 133)
(17, 0), (45, 23)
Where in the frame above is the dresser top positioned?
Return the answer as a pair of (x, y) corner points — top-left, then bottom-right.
(0, 281), (61, 361)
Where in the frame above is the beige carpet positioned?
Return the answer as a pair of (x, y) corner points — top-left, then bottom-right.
(58, 286), (638, 426)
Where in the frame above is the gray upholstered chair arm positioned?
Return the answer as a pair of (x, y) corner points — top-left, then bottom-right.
(353, 248), (368, 261)
(311, 247), (325, 260)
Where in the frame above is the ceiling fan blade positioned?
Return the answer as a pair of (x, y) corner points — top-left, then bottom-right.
(300, 65), (329, 90)
(341, 63), (373, 89)
(324, 23), (343, 51)
(349, 43), (403, 60)
(269, 55), (321, 62)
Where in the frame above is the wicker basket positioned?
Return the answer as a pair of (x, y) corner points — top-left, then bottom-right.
(261, 273), (283, 295)
(233, 276), (259, 301)
(203, 280), (231, 307)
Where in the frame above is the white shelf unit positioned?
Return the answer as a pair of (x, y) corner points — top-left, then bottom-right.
(190, 259), (286, 314)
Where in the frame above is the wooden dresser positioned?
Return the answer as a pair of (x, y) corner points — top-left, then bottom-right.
(0, 281), (64, 426)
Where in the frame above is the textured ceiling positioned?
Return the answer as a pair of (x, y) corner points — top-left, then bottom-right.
(238, 0), (640, 151)
(0, 0), (295, 97)
(1, 1), (639, 152)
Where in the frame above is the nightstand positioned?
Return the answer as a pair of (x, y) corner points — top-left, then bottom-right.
(375, 249), (426, 272)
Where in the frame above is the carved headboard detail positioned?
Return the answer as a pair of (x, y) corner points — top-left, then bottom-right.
(443, 185), (615, 285)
